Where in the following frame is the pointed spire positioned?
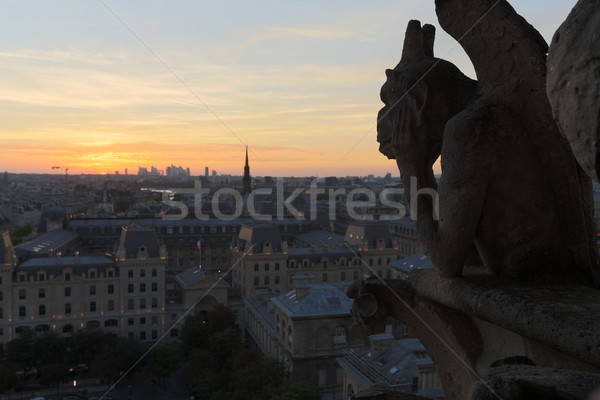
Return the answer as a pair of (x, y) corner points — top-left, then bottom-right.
(245, 146), (249, 167)
(242, 146), (251, 195)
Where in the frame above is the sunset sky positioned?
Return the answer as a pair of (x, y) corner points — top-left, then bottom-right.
(0, 1), (577, 177)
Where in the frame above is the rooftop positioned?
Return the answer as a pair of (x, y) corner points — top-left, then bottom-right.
(272, 283), (354, 318)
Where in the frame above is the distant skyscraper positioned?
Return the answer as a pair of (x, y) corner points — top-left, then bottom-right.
(205, 166), (209, 178)
(125, 168), (128, 176)
(242, 146), (252, 195)
(212, 170), (217, 177)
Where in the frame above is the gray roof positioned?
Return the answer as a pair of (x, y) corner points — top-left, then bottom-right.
(294, 230), (344, 247)
(339, 338), (432, 388)
(390, 254), (433, 273)
(117, 223), (161, 258)
(271, 283), (354, 318)
(174, 267), (223, 288)
(38, 206), (69, 233)
(234, 222), (282, 253)
(17, 255), (116, 277)
(15, 229), (79, 256)
(344, 221), (393, 248)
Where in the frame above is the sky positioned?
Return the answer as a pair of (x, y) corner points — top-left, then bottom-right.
(0, 0), (578, 177)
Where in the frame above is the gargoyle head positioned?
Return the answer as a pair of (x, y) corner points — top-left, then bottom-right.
(378, 20), (476, 164)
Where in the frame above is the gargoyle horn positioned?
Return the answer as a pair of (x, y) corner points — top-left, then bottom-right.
(401, 20), (436, 61)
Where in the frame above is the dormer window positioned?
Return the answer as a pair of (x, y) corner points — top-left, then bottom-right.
(137, 245), (149, 259)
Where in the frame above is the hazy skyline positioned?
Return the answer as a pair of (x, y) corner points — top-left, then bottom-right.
(0, 1), (577, 176)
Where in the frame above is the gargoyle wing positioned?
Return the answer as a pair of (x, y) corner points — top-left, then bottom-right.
(435, 0), (548, 107)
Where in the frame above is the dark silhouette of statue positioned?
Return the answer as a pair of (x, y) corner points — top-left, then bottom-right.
(377, 0), (599, 287)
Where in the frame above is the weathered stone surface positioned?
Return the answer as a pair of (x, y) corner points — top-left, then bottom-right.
(470, 364), (600, 400)
(377, 1), (599, 286)
(547, 0), (600, 182)
(347, 273), (600, 400)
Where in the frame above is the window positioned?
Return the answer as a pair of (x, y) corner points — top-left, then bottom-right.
(38, 288), (45, 299)
(152, 269), (157, 277)
(369, 259), (373, 266)
(128, 270), (133, 278)
(108, 284), (114, 294)
(90, 301), (96, 312)
(128, 284), (134, 293)
(274, 276), (280, 284)
(65, 287), (71, 297)
(38, 273), (46, 281)
(18, 289), (26, 300)
(378, 258), (382, 266)
(0, 308), (2, 319)
(128, 299), (134, 310)
(90, 271), (96, 279)
(151, 316), (157, 325)
(264, 276), (270, 285)
(128, 318), (134, 326)
(254, 264), (259, 272)
(152, 298), (158, 308)
(151, 282), (158, 292)
(140, 283), (146, 293)
(0, 291), (2, 301)
(140, 331), (146, 340)
(39, 305), (46, 316)
(140, 299), (146, 308)
(152, 330), (158, 340)
(323, 260), (328, 268)
(19, 306), (26, 317)
(323, 272), (328, 282)
(265, 263), (269, 272)
(140, 317), (146, 325)
(254, 277), (259, 286)
(107, 269), (114, 278)
(65, 272), (71, 281)
(108, 300), (114, 311)
(140, 269), (145, 278)
(65, 303), (71, 314)
(90, 285), (96, 295)
(275, 263), (280, 271)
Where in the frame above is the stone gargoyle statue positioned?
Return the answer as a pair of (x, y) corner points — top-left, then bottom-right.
(377, 0), (600, 288)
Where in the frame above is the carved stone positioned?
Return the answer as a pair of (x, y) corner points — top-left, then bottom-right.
(347, 271), (600, 400)
(352, 3), (600, 398)
(377, 1), (599, 287)
(547, 0), (600, 182)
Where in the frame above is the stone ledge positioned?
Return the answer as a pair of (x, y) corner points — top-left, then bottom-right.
(406, 268), (600, 369)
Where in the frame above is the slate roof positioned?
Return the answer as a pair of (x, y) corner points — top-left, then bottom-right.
(234, 222), (283, 253)
(271, 283), (354, 318)
(38, 206), (69, 233)
(117, 223), (161, 258)
(17, 255), (116, 277)
(294, 230), (344, 248)
(390, 254), (433, 274)
(174, 267), (224, 288)
(344, 221), (394, 248)
(15, 229), (79, 256)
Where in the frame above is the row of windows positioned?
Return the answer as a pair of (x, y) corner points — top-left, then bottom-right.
(127, 282), (159, 293)
(126, 269), (158, 278)
(253, 276), (281, 286)
(253, 263), (280, 272)
(4, 297), (161, 319)
(9, 281), (160, 301)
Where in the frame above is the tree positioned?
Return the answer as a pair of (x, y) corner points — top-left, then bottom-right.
(147, 345), (180, 388)
(40, 363), (69, 396)
(0, 363), (18, 394)
(180, 313), (210, 354)
(271, 378), (321, 400)
(5, 327), (35, 367)
(33, 332), (66, 366)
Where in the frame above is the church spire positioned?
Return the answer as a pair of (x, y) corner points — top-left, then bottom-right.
(242, 146), (251, 195)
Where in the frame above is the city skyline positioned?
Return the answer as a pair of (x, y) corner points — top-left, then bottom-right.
(0, 1), (577, 176)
